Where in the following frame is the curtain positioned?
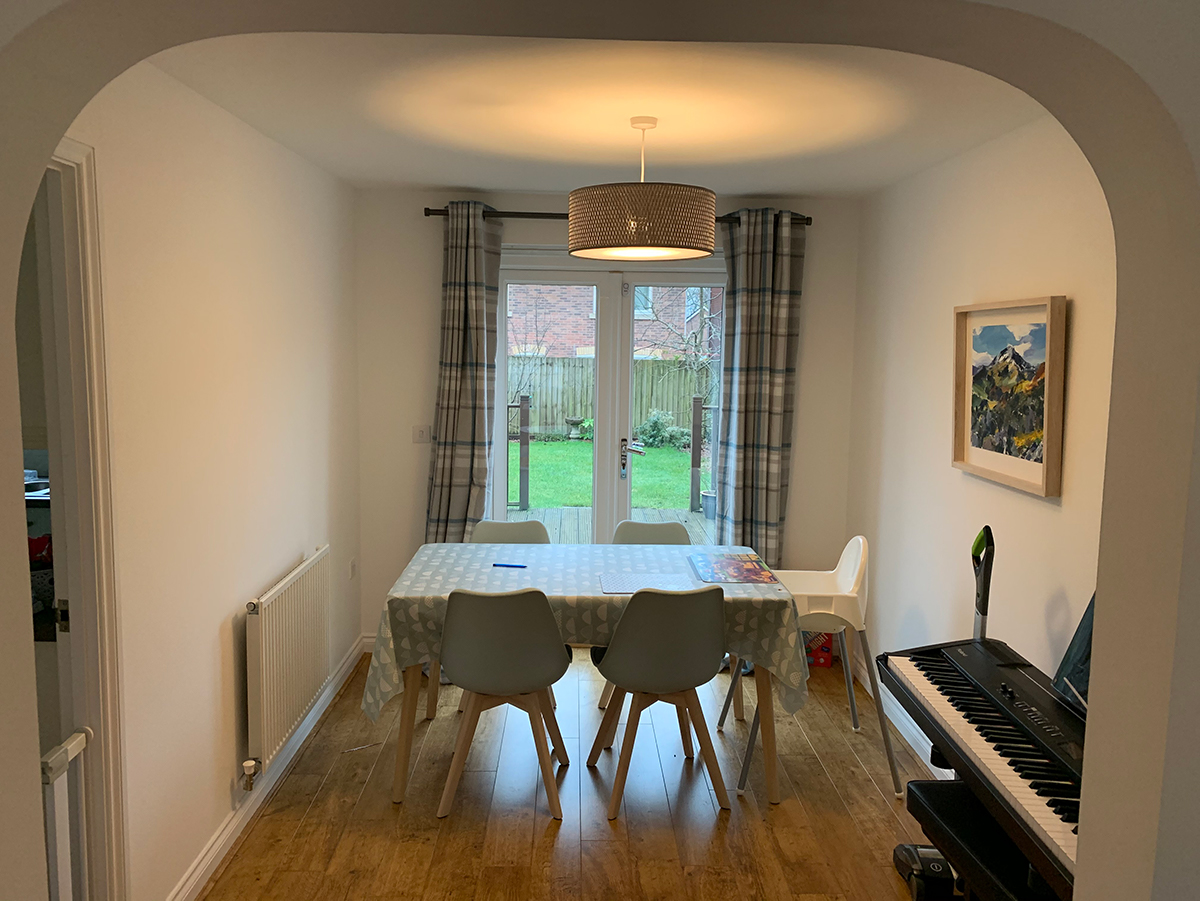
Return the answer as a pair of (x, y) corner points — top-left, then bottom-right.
(715, 208), (807, 566)
(425, 201), (502, 543)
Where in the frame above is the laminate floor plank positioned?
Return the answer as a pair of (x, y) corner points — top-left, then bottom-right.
(621, 720), (680, 863)
(531, 736), (582, 901)
(481, 704), (541, 867)
(421, 768), (498, 901)
(647, 702), (725, 869)
(779, 754), (910, 901)
(580, 840), (638, 901)
(200, 659), (935, 901)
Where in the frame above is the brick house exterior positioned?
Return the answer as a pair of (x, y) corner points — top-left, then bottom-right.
(505, 283), (724, 359)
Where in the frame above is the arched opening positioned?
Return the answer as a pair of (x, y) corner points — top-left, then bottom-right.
(2, 5), (1197, 901)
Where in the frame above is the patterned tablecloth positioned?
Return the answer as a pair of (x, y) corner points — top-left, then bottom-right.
(361, 543), (809, 721)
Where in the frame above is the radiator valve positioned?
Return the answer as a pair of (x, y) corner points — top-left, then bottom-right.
(242, 758), (261, 791)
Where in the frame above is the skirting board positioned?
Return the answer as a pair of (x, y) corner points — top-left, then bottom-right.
(852, 654), (956, 781)
(166, 635), (369, 901)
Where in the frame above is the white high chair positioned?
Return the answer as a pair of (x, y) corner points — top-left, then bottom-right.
(720, 536), (904, 797)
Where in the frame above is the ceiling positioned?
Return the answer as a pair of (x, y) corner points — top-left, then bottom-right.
(151, 34), (1048, 195)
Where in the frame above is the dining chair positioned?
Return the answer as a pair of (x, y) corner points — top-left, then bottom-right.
(587, 587), (731, 819)
(437, 588), (571, 818)
(596, 519), (694, 710)
(611, 519), (692, 545)
(470, 519), (551, 544)
(439, 517), (554, 715)
(722, 535), (904, 797)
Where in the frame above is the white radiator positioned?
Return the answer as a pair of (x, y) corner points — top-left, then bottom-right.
(246, 545), (331, 774)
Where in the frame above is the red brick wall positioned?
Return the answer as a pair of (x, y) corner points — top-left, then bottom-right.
(505, 284), (723, 359)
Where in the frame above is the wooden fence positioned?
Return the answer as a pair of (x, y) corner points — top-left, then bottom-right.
(507, 357), (714, 435)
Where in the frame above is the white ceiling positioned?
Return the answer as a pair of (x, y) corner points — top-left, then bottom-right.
(151, 34), (1048, 195)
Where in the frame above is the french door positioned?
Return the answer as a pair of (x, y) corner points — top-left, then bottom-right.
(493, 259), (725, 544)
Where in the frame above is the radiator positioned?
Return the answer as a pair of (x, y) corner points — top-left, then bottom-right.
(246, 545), (331, 774)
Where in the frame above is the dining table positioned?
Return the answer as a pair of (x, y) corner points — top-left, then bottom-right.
(360, 541), (810, 804)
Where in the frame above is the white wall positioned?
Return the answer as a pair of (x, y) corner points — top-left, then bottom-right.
(65, 63), (360, 901)
(354, 189), (861, 634)
(847, 114), (1115, 676)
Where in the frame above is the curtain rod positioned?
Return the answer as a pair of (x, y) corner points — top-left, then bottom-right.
(422, 207), (813, 226)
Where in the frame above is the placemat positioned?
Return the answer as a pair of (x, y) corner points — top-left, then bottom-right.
(599, 573), (696, 594)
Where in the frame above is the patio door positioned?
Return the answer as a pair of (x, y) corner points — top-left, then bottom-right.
(494, 261), (725, 543)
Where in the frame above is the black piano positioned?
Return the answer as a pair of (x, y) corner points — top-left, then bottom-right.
(878, 637), (1086, 900)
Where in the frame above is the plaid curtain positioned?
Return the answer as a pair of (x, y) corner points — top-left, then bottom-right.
(425, 202), (502, 543)
(715, 209), (806, 566)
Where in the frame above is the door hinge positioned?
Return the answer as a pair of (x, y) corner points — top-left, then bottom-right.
(55, 598), (70, 633)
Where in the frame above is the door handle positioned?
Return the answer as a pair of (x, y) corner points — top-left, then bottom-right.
(619, 438), (645, 480)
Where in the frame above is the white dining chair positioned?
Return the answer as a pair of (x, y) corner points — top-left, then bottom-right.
(470, 519), (551, 544)
(611, 519), (692, 546)
(447, 517), (556, 714)
(437, 588), (571, 818)
(587, 587), (731, 820)
(597, 519), (694, 711)
(722, 535), (904, 797)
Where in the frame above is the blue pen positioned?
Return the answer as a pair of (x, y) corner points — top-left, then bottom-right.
(492, 563), (527, 569)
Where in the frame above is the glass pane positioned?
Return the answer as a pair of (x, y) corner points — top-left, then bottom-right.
(504, 283), (595, 543)
(629, 284), (723, 543)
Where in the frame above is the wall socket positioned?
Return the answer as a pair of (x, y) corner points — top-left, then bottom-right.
(412, 425), (431, 444)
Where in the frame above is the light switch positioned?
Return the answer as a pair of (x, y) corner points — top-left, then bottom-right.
(412, 425), (431, 444)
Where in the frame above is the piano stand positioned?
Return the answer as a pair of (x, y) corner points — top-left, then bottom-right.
(905, 780), (1059, 901)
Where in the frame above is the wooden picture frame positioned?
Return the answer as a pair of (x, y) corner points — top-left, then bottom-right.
(953, 297), (1067, 497)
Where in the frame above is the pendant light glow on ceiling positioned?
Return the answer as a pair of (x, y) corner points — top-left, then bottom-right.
(569, 117), (716, 260)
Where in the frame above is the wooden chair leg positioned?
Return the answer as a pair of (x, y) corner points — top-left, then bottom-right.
(676, 705), (694, 758)
(683, 689), (730, 810)
(587, 686), (625, 765)
(427, 660), (441, 720)
(598, 680), (616, 709)
(458, 689), (470, 713)
(730, 655), (745, 721)
(602, 687), (627, 750)
(519, 697), (563, 820)
(547, 683), (557, 708)
(608, 693), (647, 819)
(538, 688), (569, 765)
(438, 691), (483, 817)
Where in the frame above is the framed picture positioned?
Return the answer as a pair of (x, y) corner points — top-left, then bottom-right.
(953, 297), (1067, 497)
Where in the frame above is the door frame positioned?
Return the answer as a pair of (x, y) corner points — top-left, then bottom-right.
(34, 137), (126, 901)
(495, 246), (726, 542)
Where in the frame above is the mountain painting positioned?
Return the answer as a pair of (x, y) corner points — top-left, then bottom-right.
(969, 321), (1048, 461)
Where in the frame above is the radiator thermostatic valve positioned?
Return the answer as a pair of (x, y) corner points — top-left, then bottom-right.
(242, 758), (261, 792)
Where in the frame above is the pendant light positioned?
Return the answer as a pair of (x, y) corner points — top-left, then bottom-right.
(568, 117), (716, 260)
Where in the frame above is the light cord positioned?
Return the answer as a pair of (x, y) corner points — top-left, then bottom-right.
(640, 128), (646, 183)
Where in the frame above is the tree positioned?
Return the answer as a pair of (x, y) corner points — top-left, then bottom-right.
(633, 286), (724, 406)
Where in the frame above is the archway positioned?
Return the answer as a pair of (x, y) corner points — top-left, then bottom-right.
(1, 3), (1197, 900)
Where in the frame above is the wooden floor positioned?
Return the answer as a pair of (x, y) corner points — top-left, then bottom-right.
(200, 655), (931, 901)
(507, 507), (717, 545)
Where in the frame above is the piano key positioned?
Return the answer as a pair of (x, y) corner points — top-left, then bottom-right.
(888, 656), (1078, 872)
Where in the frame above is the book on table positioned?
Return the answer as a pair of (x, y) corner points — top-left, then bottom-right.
(688, 553), (779, 583)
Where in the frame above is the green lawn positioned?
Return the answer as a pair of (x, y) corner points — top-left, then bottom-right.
(507, 439), (711, 509)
